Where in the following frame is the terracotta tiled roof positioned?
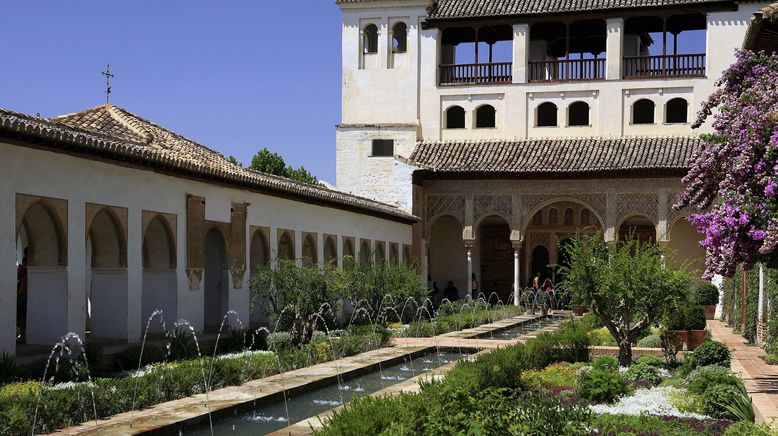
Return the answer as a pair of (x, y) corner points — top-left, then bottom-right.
(761, 1), (778, 21)
(427, 0), (732, 19)
(409, 137), (698, 176)
(0, 105), (416, 223)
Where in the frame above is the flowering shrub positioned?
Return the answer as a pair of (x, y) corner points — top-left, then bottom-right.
(589, 386), (707, 419)
(676, 50), (778, 278)
(577, 368), (631, 403)
(520, 363), (579, 389)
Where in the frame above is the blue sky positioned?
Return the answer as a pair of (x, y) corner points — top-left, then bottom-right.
(0, 2), (343, 183)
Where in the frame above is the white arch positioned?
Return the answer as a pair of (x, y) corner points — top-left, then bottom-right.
(521, 197), (606, 235)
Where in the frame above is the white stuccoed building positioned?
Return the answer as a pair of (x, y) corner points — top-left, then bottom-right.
(335, 0), (773, 301)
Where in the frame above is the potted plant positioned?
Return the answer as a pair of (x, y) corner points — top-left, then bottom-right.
(666, 309), (688, 350)
(693, 282), (719, 320)
(537, 291), (550, 316)
(685, 304), (708, 351)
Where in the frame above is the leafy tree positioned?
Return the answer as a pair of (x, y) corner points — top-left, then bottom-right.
(561, 233), (691, 366)
(248, 147), (319, 185)
(676, 50), (778, 278)
(226, 155), (241, 166)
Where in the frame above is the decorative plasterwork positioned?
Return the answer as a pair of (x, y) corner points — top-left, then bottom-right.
(425, 194), (465, 225)
(616, 193), (659, 224)
(474, 195), (512, 224)
(667, 192), (692, 225)
(521, 193), (607, 227)
(527, 232), (551, 250)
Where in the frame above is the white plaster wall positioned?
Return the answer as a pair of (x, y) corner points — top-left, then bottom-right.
(142, 270), (177, 334)
(26, 267), (68, 345)
(0, 143), (412, 355)
(90, 269), (128, 340)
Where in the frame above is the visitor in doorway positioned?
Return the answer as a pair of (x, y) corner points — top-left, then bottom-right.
(471, 273), (479, 300)
(532, 272), (541, 291)
(543, 278), (554, 293)
(16, 250), (28, 344)
(443, 281), (459, 302)
(427, 275), (440, 304)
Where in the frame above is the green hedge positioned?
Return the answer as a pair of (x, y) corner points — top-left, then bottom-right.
(400, 306), (523, 338)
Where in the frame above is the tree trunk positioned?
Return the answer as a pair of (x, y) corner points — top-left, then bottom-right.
(618, 341), (632, 367)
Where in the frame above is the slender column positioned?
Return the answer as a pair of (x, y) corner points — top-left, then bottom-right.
(466, 244), (473, 297)
(512, 23), (530, 84)
(605, 18), (624, 80)
(513, 246), (521, 306)
(758, 264), (766, 344)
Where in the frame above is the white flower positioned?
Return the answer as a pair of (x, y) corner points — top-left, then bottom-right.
(588, 387), (709, 420)
(50, 381), (94, 391)
(215, 350), (273, 361)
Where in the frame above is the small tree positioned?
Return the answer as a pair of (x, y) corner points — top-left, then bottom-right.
(248, 147), (319, 185)
(561, 233), (691, 366)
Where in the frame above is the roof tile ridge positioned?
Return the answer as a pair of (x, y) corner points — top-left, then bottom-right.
(105, 104), (155, 145)
(48, 104), (108, 121)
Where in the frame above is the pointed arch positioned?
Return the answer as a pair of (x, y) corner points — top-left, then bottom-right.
(302, 233), (318, 267)
(324, 235), (337, 265)
(277, 229), (295, 261)
(143, 214), (176, 269)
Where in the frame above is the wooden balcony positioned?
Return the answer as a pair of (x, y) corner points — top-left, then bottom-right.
(623, 54), (706, 79)
(439, 62), (512, 86)
(528, 58), (606, 82)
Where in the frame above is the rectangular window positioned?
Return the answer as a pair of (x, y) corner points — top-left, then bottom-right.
(371, 139), (394, 157)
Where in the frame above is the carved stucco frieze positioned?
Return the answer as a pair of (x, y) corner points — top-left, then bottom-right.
(616, 193), (659, 225)
(521, 193), (607, 226)
(527, 232), (551, 250)
(425, 194), (465, 225)
(474, 194), (512, 224)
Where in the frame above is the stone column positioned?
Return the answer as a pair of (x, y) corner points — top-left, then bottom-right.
(657, 191), (669, 242)
(513, 244), (521, 306)
(466, 244), (473, 297)
(126, 207), (142, 342)
(512, 23), (530, 84)
(758, 264), (767, 345)
(605, 192), (617, 242)
(67, 198), (86, 340)
(0, 187), (16, 355)
(606, 18), (624, 81)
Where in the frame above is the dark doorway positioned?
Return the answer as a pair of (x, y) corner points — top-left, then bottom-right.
(479, 218), (512, 299)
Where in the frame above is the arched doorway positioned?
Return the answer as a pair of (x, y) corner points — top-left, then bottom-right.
(16, 201), (68, 345)
(302, 234), (317, 267)
(204, 228), (228, 330)
(389, 244), (399, 265)
(249, 229), (270, 326)
(668, 217), (706, 277)
(429, 216), (467, 300)
(343, 238), (355, 268)
(142, 215), (177, 334)
(477, 215), (512, 300)
(531, 246), (550, 283)
(87, 208), (128, 340)
(619, 215), (656, 244)
(375, 241), (386, 264)
(323, 236), (337, 265)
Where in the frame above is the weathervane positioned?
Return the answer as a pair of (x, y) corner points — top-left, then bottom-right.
(101, 64), (114, 103)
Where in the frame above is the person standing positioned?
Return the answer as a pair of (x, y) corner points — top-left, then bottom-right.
(532, 272), (541, 291)
(471, 273), (479, 300)
(16, 252), (28, 344)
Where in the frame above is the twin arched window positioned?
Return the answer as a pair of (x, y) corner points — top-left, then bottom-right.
(363, 24), (379, 54)
(445, 105), (496, 129)
(537, 101), (590, 127)
(364, 22), (408, 55)
(631, 98), (688, 125)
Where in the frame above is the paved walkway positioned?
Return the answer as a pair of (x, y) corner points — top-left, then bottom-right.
(709, 319), (778, 424)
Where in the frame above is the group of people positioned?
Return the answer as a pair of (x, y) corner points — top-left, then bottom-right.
(428, 272), (481, 304)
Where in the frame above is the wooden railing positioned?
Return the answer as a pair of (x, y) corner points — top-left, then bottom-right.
(623, 54), (706, 79)
(528, 58), (606, 82)
(439, 62), (513, 85)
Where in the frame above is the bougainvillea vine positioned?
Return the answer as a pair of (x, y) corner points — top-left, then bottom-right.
(676, 50), (778, 278)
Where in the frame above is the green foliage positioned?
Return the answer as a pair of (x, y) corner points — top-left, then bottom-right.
(591, 414), (734, 436)
(521, 362), (579, 389)
(721, 383), (756, 423)
(505, 391), (592, 436)
(666, 304), (689, 330)
(637, 334), (663, 348)
(266, 332), (293, 352)
(226, 155), (241, 166)
(561, 233), (691, 365)
(625, 362), (663, 386)
(695, 282), (720, 305)
(446, 344), (526, 391)
(636, 355), (664, 367)
(686, 305), (708, 330)
(576, 369), (631, 403)
(166, 328), (199, 361)
(702, 384), (749, 420)
(588, 327), (617, 346)
(523, 320), (591, 369)
(117, 345), (166, 371)
(0, 351), (278, 436)
(248, 147), (319, 185)
(686, 365), (743, 395)
(0, 353), (18, 384)
(724, 421), (776, 436)
(401, 305), (522, 338)
(689, 340), (732, 368)
(721, 265), (759, 342)
(592, 355), (619, 372)
(668, 389), (705, 414)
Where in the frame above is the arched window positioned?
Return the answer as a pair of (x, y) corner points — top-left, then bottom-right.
(143, 216), (175, 269)
(323, 236), (337, 265)
(446, 106), (465, 129)
(537, 102), (558, 127)
(580, 209), (591, 226)
(277, 231), (294, 261)
(548, 208), (559, 225)
(563, 208), (575, 226)
(375, 241), (386, 264)
(302, 234), (317, 267)
(633, 99), (655, 124)
(363, 24), (378, 54)
(392, 22), (407, 53)
(568, 102), (590, 126)
(666, 98), (689, 123)
(475, 105), (496, 128)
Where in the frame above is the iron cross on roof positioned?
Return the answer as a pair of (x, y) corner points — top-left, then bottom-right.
(101, 64), (115, 103)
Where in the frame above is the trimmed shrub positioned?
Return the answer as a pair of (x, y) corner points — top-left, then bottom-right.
(266, 332), (293, 352)
(685, 305), (708, 330)
(724, 421), (775, 436)
(625, 362), (663, 386)
(577, 369), (630, 403)
(702, 384), (746, 419)
(0, 353), (17, 384)
(520, 363), (579, 389)
(523, 320), (590, 369)
(636, 334), (662, 348)
(117, 345), (166, 371)
(694, 283), (720, 306)
(588, 328), (617, 346)
(166, 328), (199, 361)
(591, 414), (733, 436)
(689, 340), (731, 368)
(686, 365), (743, 395)
(636, 355), (664, 367)
(592, 355), (619, 372)
(668, 389), (705, 414)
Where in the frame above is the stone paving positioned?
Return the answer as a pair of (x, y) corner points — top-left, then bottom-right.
(709, 319), (778, 425)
